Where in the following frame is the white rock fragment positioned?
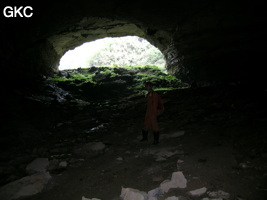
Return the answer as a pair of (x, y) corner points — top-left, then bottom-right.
(160, 171), (187, 193)
(155, 157), (167, 162)
(165, 196), (179, 200)
(208, 190), (230, 199)
(116, 157), (123, 161)
(120, 187), (148, 200)
(160, 180), (172, 193)
(0, 172), (51, 200)
(26, 158), (49, 174)
(148, 187), (162, 199)
(59, 161), (68, 168)
(188, 187), (207, 197)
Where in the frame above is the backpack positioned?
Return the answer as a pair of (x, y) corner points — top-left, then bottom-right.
(157, 95), (165, 116)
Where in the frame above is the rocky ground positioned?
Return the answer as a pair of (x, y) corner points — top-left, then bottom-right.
(0, 68), (267, 200)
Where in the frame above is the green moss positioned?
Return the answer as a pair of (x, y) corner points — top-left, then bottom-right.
(100, 68), (118, 77)
(49, 65), (182, 96)
(154, 87), (178, 91)
(48, 72), (96, 85)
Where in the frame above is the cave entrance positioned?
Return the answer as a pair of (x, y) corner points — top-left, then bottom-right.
(51, 36), (181, 103)
(58, 36), (166, 72)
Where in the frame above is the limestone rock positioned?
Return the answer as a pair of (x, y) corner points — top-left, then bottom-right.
(59, 161), (68, 168)
(160, 171), (187, 193)
(0, 172), (51, 200)
(120, 187), (148, 200)
(116, 157), (123, 161)
(26, 158), (49, 174)
(188, 187), (207, 197)
(148, 187), (162, 199)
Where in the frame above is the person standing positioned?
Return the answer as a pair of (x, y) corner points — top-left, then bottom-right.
(140, 82), (164, 145)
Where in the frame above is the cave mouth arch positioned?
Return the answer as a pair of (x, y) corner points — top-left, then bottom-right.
(58, 35), (167, 72)
(45, 17), (176, 77)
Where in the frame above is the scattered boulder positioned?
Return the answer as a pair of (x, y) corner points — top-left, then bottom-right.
(120, 187), (148, 200)
(59, 161), (68, 168)
(47, 159), (68, 174)
(207, 190), (230, 199)
(0, 172), (51, 200)
(26, 158), (49, 174)
(148, 187), (162, 199)
(155, 157), (167, 162)
(160, 171), (187, 193)
(116, 157), (123, 161)
(188, 187), (207, 197)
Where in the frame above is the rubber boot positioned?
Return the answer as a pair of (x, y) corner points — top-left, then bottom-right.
(152, 132), (159, 145)
(140, 130), (148, 142)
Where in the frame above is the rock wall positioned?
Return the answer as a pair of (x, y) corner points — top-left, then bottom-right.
(0, 1), (266, 86)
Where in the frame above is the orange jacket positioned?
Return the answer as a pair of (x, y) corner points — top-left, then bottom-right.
(143, 91), (160, 132)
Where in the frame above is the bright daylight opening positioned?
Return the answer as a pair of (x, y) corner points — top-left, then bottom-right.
(59, 36), (166, 72)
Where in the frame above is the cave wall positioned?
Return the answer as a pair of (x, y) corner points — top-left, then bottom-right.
(0, 0), (266, 86)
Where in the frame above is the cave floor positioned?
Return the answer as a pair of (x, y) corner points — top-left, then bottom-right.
(3, 86), (267, 200)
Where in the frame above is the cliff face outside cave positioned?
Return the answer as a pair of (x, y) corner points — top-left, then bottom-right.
(0, 1), (267, 86)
